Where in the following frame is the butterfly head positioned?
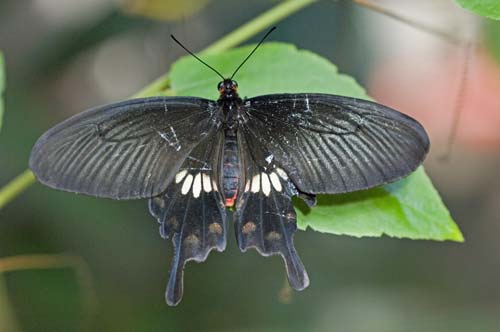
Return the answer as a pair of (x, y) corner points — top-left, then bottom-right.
(218, 79), (239, 100)
(171, 26), (275, 104)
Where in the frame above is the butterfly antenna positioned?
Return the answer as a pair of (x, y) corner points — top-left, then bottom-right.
(230, 26), (276, 80)
(171, 34), (225, 81)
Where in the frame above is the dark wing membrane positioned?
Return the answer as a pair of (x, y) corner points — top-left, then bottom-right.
(149, 130), (226, 306)
(242, 93), (430, 194)
(30, 97), (218, 199)
(234, 132), (309, 291)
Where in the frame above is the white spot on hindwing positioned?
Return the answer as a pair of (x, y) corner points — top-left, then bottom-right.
(192, 173), (202, 198)
(247, 171), (283, 196)
(202, 174), (212, 192)
(181, 174), (193, 195)
(261, 172), (271, 196)
(269, 172), (282, 192)
(177, 168), (287, 198)
(250, 174), (260, 193)
(179, 172), (214, 196)
(276, 168), (288, 180)
(175, 170), (187, 183)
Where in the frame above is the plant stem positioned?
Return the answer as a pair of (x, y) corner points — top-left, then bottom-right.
(352, 0), (461, 45)
(202, 0), (317, 55)
(0, 254), (97, 331)
(0, 254), (97, 309)
(0, 275), (20, 332)
(0, 170), (35, 209)
(0, 0), (316, 210)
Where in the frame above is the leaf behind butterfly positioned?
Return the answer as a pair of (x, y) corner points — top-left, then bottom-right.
(295, 167), (462, 241)
(455, 0), (500, 20)
(169, 42), (463, 242)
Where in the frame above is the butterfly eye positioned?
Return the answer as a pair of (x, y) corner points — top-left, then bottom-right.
(217, 82), (225, 92)
(231, 80), (238, 89)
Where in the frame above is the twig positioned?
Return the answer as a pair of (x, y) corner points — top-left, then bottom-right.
(0, 253), (98, 332)
(352, 0), (463, 45)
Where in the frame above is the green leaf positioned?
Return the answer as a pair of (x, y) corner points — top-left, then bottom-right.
(170, 42), (367, 99)
(169, 42), (462, 242)
(0, 52), (4, 132)
(295, 168), (462, 241)
(455, 0), (500, 20)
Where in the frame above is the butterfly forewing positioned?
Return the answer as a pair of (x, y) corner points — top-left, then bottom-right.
(241, 93), (429, 194)
(148, 129), (226, 306)
(30, 97), (218, 199)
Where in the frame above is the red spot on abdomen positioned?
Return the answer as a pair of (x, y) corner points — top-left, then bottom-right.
(225, 190), (238, 207)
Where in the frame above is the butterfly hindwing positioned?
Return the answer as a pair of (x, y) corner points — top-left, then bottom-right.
(148, 129), (226, 306)
(241, 93), (430, 194)
(30, 97), (218, 199)
(234, 132), (309, 291)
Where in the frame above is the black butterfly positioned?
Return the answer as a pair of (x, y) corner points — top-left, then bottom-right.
(29, 28), (429, 306)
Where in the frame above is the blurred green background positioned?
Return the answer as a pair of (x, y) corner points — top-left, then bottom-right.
(1, 0), (500, 331)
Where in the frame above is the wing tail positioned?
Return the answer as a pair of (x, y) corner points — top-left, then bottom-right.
(148, 131), (226, 306)
(166, 230), (185, 306)
(150, 177), (227, 306)
(235, 165), (309, 291)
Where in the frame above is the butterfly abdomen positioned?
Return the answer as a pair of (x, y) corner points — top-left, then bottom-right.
(222, 129), (240, 207)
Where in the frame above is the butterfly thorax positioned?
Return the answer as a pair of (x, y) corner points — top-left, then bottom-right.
(217, 79), (242, 129)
